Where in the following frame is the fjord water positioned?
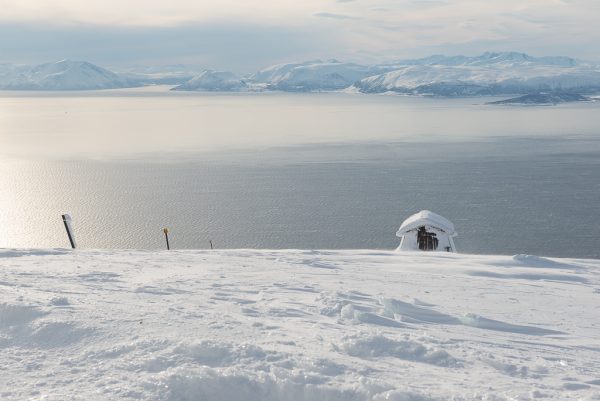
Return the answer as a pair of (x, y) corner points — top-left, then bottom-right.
(1, 88), (599, 257)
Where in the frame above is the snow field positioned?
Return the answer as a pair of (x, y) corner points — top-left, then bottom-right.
(1, 249), (599, 400)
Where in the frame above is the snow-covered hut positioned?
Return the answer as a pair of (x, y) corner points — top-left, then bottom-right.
(396, 210), (457, 252)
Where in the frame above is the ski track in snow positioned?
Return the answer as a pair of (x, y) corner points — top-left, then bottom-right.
(0, 249), (599, 400)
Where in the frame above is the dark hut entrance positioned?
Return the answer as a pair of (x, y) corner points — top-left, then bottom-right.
(417, 226), (438, 251)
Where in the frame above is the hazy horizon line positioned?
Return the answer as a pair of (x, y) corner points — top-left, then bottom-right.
(1, 50), (595, 75)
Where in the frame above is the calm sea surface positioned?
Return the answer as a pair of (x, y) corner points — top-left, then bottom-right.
(1, 88), (599, 258)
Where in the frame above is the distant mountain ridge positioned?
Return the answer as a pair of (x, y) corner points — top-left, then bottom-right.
(487, 93), (590, 105)
(353, 52), (600, 95)
(0, 60), (134, 90)
(2, 52), (600, 97)
(391, 52), (580, 67)
(246, 59), (395, 91)
(172, 70), (247, 91)
(177, 52), (600, 96)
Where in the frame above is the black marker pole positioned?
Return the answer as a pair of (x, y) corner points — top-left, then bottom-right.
(61, 214), (76, 249)
(163, 228), (170, 250)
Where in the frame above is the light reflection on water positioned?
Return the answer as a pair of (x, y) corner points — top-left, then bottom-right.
(1, 138), (599, 258)
(1, 91), (599, 257)
(2, 89), (600, 159)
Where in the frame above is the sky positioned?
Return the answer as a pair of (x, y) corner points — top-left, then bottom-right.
(0, 0), (598, 72)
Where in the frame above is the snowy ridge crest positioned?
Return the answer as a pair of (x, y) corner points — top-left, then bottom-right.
(172, 70), (248, 92)
(1, 52), (600, 95)
(0, 60), (135, 90)
(179, 52), (600, 95)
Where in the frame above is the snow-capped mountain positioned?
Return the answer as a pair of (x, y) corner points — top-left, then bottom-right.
(248, 60), (394, 92)
(354, 52), (600, 95)
(241, 52), (600, 95)
(0, 63), (28, 84)
(2, 52), (599, 96)
(114, 64), (202, 86)
(172, 70), (248, 91)
(0, 60), (135, 90)
(392, 52), (580, 68)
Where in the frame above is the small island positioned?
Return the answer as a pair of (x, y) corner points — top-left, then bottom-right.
(488, 92), (591, 105)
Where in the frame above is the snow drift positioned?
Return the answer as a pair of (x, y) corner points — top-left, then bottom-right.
(1, 248), (599, 400)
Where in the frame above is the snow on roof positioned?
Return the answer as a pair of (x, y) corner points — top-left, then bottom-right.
(396, 210), (456, 236)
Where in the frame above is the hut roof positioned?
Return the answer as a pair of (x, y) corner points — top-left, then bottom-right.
(396, 210), (456, 236)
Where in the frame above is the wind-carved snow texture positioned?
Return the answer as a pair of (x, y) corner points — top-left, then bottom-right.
(0, 249), (599, 400)
(0, 303), (92, 348)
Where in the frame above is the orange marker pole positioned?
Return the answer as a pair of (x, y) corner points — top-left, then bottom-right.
(163, 228), (170, 250)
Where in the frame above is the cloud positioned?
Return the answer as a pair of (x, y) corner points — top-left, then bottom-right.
(408, 0), (449, 7)
(0, 21), (338, 72)
(313, 12), (359, 20)
(0, 0), (599, 68)
(0, 0), (324, 26)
